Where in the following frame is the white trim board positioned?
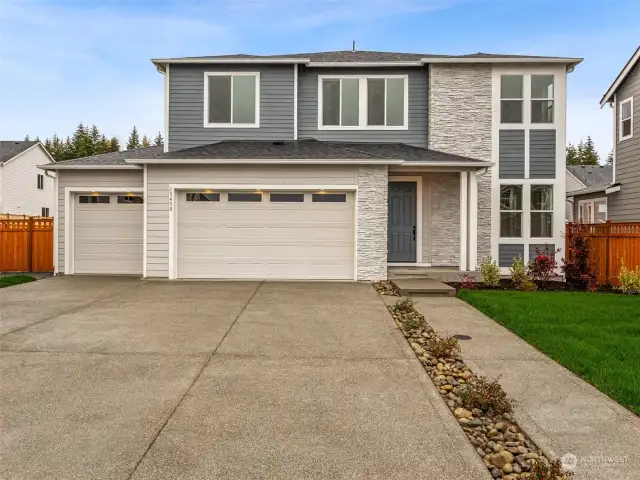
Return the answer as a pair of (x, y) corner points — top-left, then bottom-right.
(63, 187), (143, 275)
(167, 184), (359, 281)
(388, 176), (423, 264)
(600, 46), (640, 106)
(164, 64), (170, 153)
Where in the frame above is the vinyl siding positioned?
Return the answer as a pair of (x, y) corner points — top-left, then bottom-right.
(168, 64), (295, 150)
(529, 243), (556, 261)
(610, 62), (640, 221)
(529, 130), (556, 179)
(499, 130), (525, 179)
(145, 164), (359, 278)
(0, 145), (53, 216)
(498, 244), (524, 267)
(56, 170), (143, 273)
(298, 66), (428, 147)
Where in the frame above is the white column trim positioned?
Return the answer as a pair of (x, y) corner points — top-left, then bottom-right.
(164, 64), (170, 153)
(293, 64), (298, 140)
(143, 164), (148, 278)
(468, 171), (478, 270)
(53, 173), (59, 275)
(459, 171), (468, 271)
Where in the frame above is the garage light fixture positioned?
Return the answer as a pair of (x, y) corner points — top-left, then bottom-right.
(203, 189), (214, 193)
(91, 192), (100, 196)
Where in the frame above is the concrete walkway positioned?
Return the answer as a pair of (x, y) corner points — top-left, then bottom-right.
(413, 296), (640, 480)
(0, 277), (489, 480)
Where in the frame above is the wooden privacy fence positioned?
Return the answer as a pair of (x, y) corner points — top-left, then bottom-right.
(0, 216), (54, 272)
(565, 222), (640, 285)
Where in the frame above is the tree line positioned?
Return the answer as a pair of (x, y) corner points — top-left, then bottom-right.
(566, 136), (612, 166)
(25, 124), (162, 162)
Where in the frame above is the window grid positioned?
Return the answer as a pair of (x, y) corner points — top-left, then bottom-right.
(530, 185), (553, 238)
(500, 75), (524, 124)
(499, 185), (523, 238)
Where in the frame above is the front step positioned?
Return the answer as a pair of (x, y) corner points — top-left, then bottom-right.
(392, 278), (456, 297)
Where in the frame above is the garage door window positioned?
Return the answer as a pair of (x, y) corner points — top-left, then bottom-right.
(270, 193), (305, 203)
(118, 195), (144, 204)
(186, 193), (220, 202)
(228, 192), (262, 202)
(79, 195), (110, 204)
(312, 193), (347, 202)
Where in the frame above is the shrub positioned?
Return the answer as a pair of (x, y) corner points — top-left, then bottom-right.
(426, 334), (461, 358)
(528, 458), (573, 480)
(562, 224), (597, 290)
(617, 260), (640, 294)
(509, 255), (529, 290)
(479, 256), (501, 288)
(390, 298), (426, 330)
(459, 274), (477, 289)
(527, 246), (560, 288)
(459, 376), (514, 415)
(520, 279), (538, 291)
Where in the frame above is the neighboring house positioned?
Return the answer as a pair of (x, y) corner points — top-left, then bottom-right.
(40, 50), (581, 279)
(0, 141), (54, 216)
(565, 165), (613, 222)
(600, 45), (640, 221)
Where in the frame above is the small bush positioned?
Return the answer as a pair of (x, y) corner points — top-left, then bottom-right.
(479, 256), (501, 288)
(562, 224), (597, 290)
(459, 376), (514, 415)
(519, 279), (538, 292)
(618, 260), (640, 294)
(426, 334), (461, 358)
(459, 274), (477, 289)
(390, 298), (426, 330)
(509, 255), (529, 290)
(528, 458), (573, 480)
(527, 246), (560, 288)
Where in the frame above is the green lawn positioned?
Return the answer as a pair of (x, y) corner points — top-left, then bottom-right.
(0, 275), (36, 288)
(457, 290), (640, 415)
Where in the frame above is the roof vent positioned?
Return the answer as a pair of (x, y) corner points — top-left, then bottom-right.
(272, 140), (285, 146)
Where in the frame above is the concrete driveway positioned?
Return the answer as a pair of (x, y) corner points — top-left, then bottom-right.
(0, 277), (487, 480)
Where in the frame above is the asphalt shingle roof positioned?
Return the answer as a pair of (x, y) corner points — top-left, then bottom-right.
(0, 141), (39, 164)
(47, 145), (164, 166)
(567, 165), (613, 188)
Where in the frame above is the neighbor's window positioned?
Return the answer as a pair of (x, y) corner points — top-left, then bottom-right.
(37, 174), (44, 190)
(228, 192), (262, 202)
(41, 207), (49, 217)
(531, 75), (554, 123)
(620, 98), (633, 140)
(530, 185), (553, 237)
(79, 195), (110, 204)
(117, 195), (144, 204)
(186, 193), (220, 202)
(320, 76), (406, 128)
(500, 75), (523, 123)
(205, 73), (259, 126)
(312, 193), (347, 203)
(500, 185), (522, 237)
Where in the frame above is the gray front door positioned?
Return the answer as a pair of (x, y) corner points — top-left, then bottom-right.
(388, 182), (417, 262)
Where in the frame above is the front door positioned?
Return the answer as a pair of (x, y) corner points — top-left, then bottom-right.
(388, 182), (417, 262)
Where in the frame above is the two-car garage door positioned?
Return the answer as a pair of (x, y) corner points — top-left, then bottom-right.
(177, 190), (355, 279)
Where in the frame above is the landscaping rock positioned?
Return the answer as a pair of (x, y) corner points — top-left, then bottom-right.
(489, 451), (514, 469)
(502, 463), (513, 474)
(491, 468), (502, 478)
(454, 407), (473, 419)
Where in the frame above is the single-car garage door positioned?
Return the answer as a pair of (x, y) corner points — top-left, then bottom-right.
(73, 193), (143, 274)
(177, 190), (355, 279)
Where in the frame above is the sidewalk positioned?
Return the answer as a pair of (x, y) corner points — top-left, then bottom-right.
(413, 296), (640, 480)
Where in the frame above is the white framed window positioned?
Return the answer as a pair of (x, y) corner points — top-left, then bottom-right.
(530, 185), (553, 237)
(500, 185), (523, 237)
(578, 198), (607, 223)
(620, 97), (633, 140)
(203, 72), (260, 128)
(500, 75), (523, 124)
(37, 174), (44, 190)
(318, 75), (408, 130)
(531, 75), (554, 123)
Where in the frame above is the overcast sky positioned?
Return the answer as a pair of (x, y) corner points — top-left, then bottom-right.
(1, 0), (638, 162)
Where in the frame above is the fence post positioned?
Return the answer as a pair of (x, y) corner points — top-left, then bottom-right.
(605, 225), (610, 283)
(27, 217), (33, 273)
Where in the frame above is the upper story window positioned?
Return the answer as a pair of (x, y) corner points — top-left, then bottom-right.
(37, 174), (44, 190)
(531, 75), (554, 123)
(319, 75), (407, 130)
(204, 72), (259, 128)
(500, 75), (523, 123)
(620, 97), (633, 140)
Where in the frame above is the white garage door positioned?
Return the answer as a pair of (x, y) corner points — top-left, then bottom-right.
(73, 194), (143, 274)
(177, 191), (355, 279)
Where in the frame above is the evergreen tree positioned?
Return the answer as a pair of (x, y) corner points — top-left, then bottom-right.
(581, 136), (599, 165)
(71, 123), (92, 159)
(24, 134), (30, 141)
(141, 134), (151, 148)
(153, 131), (163, 146)
(89, 125), (101, 155)
(606, 151), (613, 166)
(126, 126), (141, 150)
(566, 143), (579, 165)
(109, 136), (121, 152)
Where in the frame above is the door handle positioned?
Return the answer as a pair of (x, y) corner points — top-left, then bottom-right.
(412, 226), (416, 241)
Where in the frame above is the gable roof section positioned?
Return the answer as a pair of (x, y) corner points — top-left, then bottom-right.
(152, 50), (582, 71)
(566, 165), (613, 188)
(38, 145), (163, 169)
(600, 45), (640, 106)
(0, 141), (39, 164)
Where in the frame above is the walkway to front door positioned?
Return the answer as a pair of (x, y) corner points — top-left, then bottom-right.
(388, 181), (417, 262)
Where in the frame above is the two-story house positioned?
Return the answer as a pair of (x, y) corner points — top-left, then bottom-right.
(40, 50), (581, 279)
(600, 45), (640, 221)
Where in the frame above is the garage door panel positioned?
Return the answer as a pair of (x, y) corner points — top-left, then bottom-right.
(178, 191), (354, 279)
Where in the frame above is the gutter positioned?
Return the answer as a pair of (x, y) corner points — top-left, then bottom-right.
(38, 164), (141, 170)
(124, 158), (404, 165)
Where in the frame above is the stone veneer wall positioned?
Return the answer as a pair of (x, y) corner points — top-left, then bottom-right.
(428, 64), (493, 261)
(357, 165), (388, 280)
(428, 172), (461, 266)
